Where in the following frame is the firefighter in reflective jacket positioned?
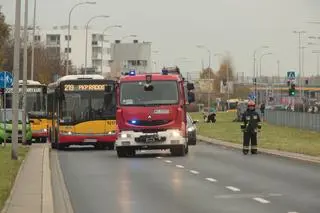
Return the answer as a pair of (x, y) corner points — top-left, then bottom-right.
(241, 101), (261, 155)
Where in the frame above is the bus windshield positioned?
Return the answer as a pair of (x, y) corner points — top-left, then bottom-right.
(120, 80), (179, 106)
(60, 91), (115, 124)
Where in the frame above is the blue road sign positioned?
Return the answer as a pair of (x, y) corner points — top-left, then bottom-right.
(287, 70), (296, 80)
(0, 71), (13, 88)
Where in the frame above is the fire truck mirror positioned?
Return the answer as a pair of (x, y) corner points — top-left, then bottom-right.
(144, 84), (154, 91)
(187, 82), (194, 91)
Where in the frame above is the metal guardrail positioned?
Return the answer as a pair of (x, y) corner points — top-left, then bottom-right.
(264, 110), (320, 131)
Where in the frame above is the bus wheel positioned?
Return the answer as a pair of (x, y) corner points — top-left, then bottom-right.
(108, 144), (115, 150)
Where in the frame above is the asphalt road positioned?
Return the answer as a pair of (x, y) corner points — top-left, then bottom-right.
(57, 143), (320, 213)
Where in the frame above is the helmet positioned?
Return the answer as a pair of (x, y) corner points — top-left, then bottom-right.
(248, 100), (255, 107)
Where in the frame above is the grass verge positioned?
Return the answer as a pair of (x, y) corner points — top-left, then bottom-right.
(0, 145), (29, 210)
(190, 111), (320, 157)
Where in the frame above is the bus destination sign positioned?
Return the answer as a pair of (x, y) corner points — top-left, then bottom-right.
(64, 84), (106, 91)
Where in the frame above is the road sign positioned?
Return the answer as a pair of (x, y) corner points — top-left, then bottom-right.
(287, 71), (295, 80)
(0, 71), (13, 88)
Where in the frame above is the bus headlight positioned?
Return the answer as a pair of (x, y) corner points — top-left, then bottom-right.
(42, 128), (48, 132)
(107, 131), (116, 135)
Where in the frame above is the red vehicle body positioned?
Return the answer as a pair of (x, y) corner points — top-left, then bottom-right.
(115, 69), (195, 157)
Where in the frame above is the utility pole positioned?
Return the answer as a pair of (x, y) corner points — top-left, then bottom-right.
(31, 0), (36, 80)
(22, 0), (28, 145)
(12, 0), (22, 160)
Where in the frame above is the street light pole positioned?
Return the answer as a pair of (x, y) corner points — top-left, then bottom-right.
(293, 30), (306, 98)
(67, 1), (96, 76)
(84, 15), (109, 74)
(253, 45), (269, 102)
(258, 52), (272, 104)
(30, 0), (36, 80)
(12, 0), (22, 160)
(101, 25), (122, 73)
(22, 0), (28, 145)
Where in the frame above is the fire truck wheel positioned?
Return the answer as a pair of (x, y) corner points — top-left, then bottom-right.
(116, 147), (127, 157)
(170, 145), (186, 156)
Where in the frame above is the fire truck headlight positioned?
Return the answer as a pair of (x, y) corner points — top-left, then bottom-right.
(171, 130), (180, 137)
(187, 126), (195, 132)
(120, 133), (130, 138)
(42, 128), (48, 132)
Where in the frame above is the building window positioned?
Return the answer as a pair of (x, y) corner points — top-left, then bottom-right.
(64, 60), (71, 66)
(64, 48), (71, 53)
(107, 48), (111, 54)
(65, 35), (71, 41)
(34, 35), (40, 41)
(92, 41), (98, 45)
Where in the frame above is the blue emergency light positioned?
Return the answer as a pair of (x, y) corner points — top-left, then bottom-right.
(162, 69), (168, 75)
(129, 70), (136, 76)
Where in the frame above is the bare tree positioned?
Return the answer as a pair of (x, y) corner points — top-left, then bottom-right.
(3, 40), (66, 84)
(0, 9), (10, 70)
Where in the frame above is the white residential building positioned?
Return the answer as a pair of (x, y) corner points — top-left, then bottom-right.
(32, 25), (111, 75)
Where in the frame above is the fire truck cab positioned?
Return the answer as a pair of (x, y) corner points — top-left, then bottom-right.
(115, 68), (195, 157)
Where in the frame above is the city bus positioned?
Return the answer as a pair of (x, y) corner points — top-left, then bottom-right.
(47, 75), (116, 150)
(1, 80), (47, 143)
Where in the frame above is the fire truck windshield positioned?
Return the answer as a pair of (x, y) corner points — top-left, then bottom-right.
(120, 80), (179, 106)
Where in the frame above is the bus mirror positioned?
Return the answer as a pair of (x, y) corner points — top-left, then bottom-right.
(188, 91), (195, 103)
(105, 85), (112, 93)
(187, 82), (194, 90)
(144, 84), (154, 91)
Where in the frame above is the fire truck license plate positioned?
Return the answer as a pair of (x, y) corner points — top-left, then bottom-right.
(146, 137), (155, 143)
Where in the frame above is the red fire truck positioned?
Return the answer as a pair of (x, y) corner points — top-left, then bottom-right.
(115, 68), (195, 157)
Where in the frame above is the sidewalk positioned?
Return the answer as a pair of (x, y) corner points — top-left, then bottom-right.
(1, 144), (54, 213)
(198, 135), (320, 164)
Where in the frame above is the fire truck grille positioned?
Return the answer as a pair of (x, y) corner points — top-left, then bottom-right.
(128, 120), (170, 126)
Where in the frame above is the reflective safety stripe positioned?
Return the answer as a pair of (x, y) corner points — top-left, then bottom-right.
(243, 146), (249, 150)
(251, 145), (257, 149)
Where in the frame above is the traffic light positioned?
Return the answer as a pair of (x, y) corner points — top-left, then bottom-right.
(289, 83), (296, 96)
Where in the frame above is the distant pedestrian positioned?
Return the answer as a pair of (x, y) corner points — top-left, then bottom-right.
(260, 102), (265, 121)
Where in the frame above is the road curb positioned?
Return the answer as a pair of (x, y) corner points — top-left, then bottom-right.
(1, 146), (30, 213)
(198, 135), (320, 164)
(50, 148), (74, 213)
(42, 144), (54, 213)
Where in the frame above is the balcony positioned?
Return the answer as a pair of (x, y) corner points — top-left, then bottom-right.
(91, 40), (103, 47)
(92, 53), (102, 60)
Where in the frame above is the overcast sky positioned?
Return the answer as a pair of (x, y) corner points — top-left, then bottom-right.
(2, 0), (320, 78)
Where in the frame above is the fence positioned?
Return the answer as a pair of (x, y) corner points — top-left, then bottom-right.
(264, 110), (320, 132)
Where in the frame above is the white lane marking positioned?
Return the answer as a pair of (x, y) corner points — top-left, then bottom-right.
(288, 212), (299, 213)
(205, 177), (217, 182)
(226, 186), (240, 192)
(141, 150), (146, 153)
(253, 197), (270, 204)
(176, 165), (184, 168)
(164, 160), (172, 163)
(189, 170), (199, 174)
(156, 156), (163, 159)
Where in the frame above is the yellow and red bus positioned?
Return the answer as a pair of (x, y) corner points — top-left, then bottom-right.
(47, 75), (116, 150)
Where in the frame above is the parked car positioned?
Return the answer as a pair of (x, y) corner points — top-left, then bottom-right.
(0, 109), (32, 145)
(187, 113), (198, 145)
